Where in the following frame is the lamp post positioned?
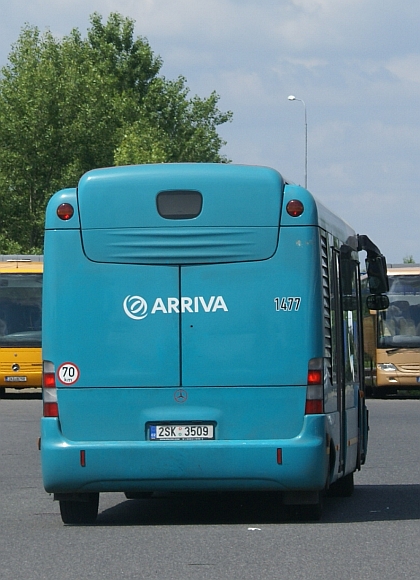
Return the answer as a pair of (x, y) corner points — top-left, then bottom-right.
(288, 95), (307, 189)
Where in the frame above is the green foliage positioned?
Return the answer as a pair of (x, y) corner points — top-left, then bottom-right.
(403, 255), (415, 264)
(0, 233), (27, 255)
(0, 12), (232, 252)
(115, 78), (232, 165)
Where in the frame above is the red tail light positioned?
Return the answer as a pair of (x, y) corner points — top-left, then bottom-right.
(307, 369), (322, 385)
(305, 358), (324, 415)
(57, 203), (74, 220)
(286, 199), (304, 217)
(43, 371), (56, 388)
(305, 398), (324, 415)
(43, 361), (58, 418)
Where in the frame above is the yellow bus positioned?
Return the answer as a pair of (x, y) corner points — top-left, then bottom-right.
(0, 255), (43, 397)
(364, 263), (420, 396)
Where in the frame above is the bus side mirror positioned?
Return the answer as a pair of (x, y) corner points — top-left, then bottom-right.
(366, 294), (389, 311)
(365, 255), (389, 294)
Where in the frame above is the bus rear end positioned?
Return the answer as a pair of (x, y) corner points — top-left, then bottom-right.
(41, 164), (335, 522)
(0, 256), (43, 397)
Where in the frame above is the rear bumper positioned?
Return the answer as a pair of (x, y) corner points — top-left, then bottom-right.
(41, 415), (329, 494)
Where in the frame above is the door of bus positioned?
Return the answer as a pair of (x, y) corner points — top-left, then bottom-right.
(332, 248), (364, 475)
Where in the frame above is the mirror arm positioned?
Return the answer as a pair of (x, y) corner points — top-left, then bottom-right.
(356, 234), (383, 259)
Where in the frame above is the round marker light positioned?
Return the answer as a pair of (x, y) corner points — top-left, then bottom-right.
(57, 203), (74, 220)
(286, 199), (304, 217)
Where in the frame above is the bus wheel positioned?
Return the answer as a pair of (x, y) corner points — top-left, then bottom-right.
(0, 387), (5, 398)
(327, 472), (354, 497)
(59, 493), (99, 524)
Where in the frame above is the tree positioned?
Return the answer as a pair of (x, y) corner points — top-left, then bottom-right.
(403, 255), (415, 264)
(0, 13), (232, 253)
(114, 78), (231, 165)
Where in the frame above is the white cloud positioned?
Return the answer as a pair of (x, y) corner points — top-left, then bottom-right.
(386, 54), (420, 84)
(0, 0), (420, 261)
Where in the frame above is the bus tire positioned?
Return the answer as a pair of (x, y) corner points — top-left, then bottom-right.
(328, 472), (354, 497)
(0, 387), (5, 398)
(59, 493), (99, 524)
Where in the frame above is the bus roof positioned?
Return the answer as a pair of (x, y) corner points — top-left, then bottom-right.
(387, 264), (420, 274)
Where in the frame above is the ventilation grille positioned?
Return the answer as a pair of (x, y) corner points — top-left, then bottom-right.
(321, 233), (332, 378)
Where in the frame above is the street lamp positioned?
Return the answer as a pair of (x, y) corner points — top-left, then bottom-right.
(288, 95), (307, 189)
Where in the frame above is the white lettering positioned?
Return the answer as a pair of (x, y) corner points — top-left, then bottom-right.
(127, 295), (228, 318)
(167, 297), (180, 313)
(212, 296), (228, 312)
(181, 297), (193, 313)
(151, 298), (167, 314)
(199, 296), (215, 312)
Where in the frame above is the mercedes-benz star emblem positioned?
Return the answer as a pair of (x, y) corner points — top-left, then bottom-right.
(174, 389), (188, 403)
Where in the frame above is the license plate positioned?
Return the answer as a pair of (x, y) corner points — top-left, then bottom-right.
(5, 376), (27, 382)
(149, 424), (214, 441)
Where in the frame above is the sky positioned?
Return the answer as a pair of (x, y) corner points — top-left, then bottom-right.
(1, 0), (419, 264)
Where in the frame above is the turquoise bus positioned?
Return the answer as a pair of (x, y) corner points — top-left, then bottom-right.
(40, 163), (388, 523)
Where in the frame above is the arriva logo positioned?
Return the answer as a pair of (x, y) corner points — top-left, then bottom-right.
(123, 296), (148, 320)
(123, 295), (228, 320)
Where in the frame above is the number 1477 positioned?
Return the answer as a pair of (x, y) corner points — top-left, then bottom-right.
(274, 297), (301, 311)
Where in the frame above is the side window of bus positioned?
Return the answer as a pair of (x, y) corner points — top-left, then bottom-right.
(330, 250), (362, 397)
(341, 257), (361, 387)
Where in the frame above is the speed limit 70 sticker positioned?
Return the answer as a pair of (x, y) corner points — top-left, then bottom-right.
(57, 362), (80, 385)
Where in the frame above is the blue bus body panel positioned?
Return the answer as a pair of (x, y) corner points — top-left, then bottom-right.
(77, 164), (283, 228)
(81, 226), (279, 264)
(42, 226), (322, 390)
(41, 413), (328, 493)
(77, 164), (282, 264)
(41, 163), (357, 495)
(42, 230), (181, 387)
(54, 386), (306, 442)
(179, 227), (322, 386)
